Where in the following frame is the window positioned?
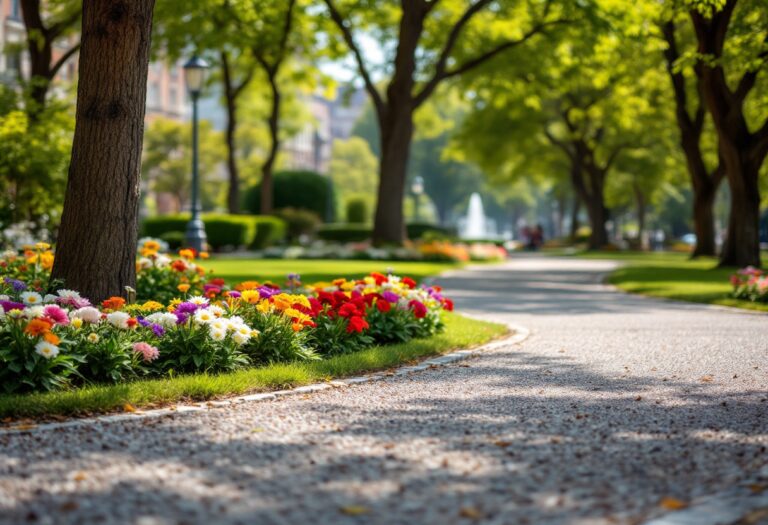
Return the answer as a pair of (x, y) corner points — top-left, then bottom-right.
(10, 0), (21, 20)
(146, 81), (160, 109)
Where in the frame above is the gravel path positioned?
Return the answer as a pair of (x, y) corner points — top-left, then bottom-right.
(1, 256), (767, 525)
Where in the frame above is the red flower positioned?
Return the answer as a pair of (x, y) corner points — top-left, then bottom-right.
(171, 260), (187, 272)
(402, 277), (417, 289)
(208, 278), (226, 287)
(370, 272), (388, 285)
(376, 299), (391, 313)
(409, 300), (427, 319)
(347, 316), (369, 333)
(442, 298), (454, 312)
(338, 302), (359, 318)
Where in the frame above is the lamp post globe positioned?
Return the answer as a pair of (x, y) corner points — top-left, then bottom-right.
(183, 56), (210, 253)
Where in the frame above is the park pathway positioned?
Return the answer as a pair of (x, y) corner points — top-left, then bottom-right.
(1, 256), (767, 525)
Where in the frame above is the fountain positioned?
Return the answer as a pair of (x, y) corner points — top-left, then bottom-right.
(460, 193), (491, 239)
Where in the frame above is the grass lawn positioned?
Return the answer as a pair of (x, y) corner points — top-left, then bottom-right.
(0, 313), (508, 421)
(560, 250), (768, 312)
(204, 258), (461, 286)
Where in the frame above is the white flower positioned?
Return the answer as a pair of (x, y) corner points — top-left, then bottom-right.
(209, 328), (226, 342)
(188, 295), (209, 306)
(106, 311), (130, 329)
(155, 254), (172, 268)
(23, 306), (45, 319)
(232, 331), (250, 346)
(137, 258), (152, 269)
(43, 294), (58, 304)
(207, 305), (225, 317)
(228, 315), (245, 327)
(35, 340), (59, 359)
(57, 289), (81, 300)
(72, 306), (102, 323)
(87, 333), (100, 344)
(3, 249), (16, 259)
(21, 291), (43, 305)
(146, 312), (177, 328)
(209, 318), (228, 332)
(0, 294), (9, 301)
(193, 309), (214, 325)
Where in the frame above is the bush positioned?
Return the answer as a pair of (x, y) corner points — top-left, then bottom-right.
(159, 231), (185, 250)
(317, 223), (372, 243)
(406, 222), (453, 240)
(142, 214), (286, 251)
(275, 208), (321, 243)
(346, 198), (368, 224)
(245, 170), (334, 219)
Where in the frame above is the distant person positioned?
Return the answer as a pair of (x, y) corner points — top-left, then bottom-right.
(520, 225), (532, 250)
(531, 224), (544, 250)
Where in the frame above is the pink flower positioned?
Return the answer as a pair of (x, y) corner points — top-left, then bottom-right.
(43, 305), (69, 325)
(132, 342), (159, 362)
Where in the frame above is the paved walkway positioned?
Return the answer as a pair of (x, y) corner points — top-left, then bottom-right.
(1, 257), (767, 525)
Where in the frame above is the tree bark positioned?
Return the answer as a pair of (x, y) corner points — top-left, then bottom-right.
(260, 69), (281, 215)
(689, 3), (767, 267)
(661, 20), (724, 258)
(50, 0), (155, 302)
(221, 52), (240, 214)
(569, 193), (581, 240)
(633, 181), (646, 247)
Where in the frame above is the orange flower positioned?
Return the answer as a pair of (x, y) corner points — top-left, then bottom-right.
(25, 318), (54, 337)
(177, 283), (191, 293)
(292, 322), (303, 332)
(102, 296), (126, 310)
(235, 281), (260, 291)
(179, 249), (195, 260)
(199, 251), (210, 259)
(171, 260), (187, 272)
(43, 332), (60, 345)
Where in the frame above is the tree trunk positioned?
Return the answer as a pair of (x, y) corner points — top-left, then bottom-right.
(221, 53), (241, 215)
(50, 0), (155, 303)
(584, 197), (608, 250)
(260, 71), (281, 215)
(372, 103), (414, 245)
(633, 182), (646, 247)
(569, 193), (581, 240)
(691, 185), (717, 258)
(719, 149), (761, 267)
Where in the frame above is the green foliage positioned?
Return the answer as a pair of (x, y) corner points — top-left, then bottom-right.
(329, 136), (378, 205)
(142, 214), (286, 250)
(407, 222), (453, 240)
(240, 312), (317, 363)
(274, 207), (321, 243)
(345, 197), (369, 224)
(154, 325), (250, 375)
(317, 223), (371, 243)
(251, 216), (288, 249)
(245, 170), (334, 218)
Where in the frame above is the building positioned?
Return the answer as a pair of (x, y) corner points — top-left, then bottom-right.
(0, 0), (186, 122)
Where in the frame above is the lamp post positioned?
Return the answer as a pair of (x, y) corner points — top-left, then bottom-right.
(411, 175), (424, 222)
(183, 56), (209, 253)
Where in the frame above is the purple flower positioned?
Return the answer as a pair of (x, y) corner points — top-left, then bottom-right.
(228, 291), (241, 298)
(174, 312), (189, 325)
(258, 286), (279, 299)
(287, 273), (300, 281)
(151, 324), (166, 337)
(137, 317), (151, 327)
(174, 302), (199, 314)
(4, 278), (26, 292)
(381, 291), (399, 303)
(0, 300), (25, 312)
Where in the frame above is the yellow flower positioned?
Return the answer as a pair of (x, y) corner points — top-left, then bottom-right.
(340, 282), (355, 292)
(199, 251), (210, 259)
(39, 251), (54, 270)
(35, 242), (51, 251)
(140, 300), (164, 312)
(236, 281), (260, 291)
(272, 295), (292, 311)
(71, 318), (83, 329)
(177, 284), (191, 293)
(167, 299), (182, 312)
(87, 333), (99, 344)
(240, 290), (260, 304)
(363, 276), (375, 285)
(256, 301), (273, 314)
(179, 249), (195, 260)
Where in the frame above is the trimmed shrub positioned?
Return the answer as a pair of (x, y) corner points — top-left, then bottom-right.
(317, 223), (372, 243)
(159, 231), (185, 250)
(142, 214), (286, 251)
(245, 170), (334, 219)
(346, 197), (368, 224)
(275, 208), (321, 243)
(406, 222), (453, 240)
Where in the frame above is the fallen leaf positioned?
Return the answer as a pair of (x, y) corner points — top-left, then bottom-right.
(60, 501), (79, 511)
(748, 483), (767, 494)
(635, 396), (643, 401)
(459, 506), (484, 519)
(700, 375), (714, 383)
(10, 424), (37, 431)
(251, 427), (265, 433)
(659, 497), (687, 510)
(123, 403), (136, 413)
(339, 505), (370, 516)
(493, 440), (512, 447)
(73, 472), (87, 482)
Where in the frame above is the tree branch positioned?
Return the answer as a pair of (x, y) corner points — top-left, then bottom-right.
(49, 42), (80, 79)
(322, 0), (385, 118)
(48, 7), (82, 41)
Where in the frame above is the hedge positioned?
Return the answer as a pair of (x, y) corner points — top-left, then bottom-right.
(316, 222), (453, 243)
(245, 170), (334, 220)
(141, 214), (286, 250)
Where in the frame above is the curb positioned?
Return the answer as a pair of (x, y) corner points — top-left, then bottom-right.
(0, 323), (531, 435)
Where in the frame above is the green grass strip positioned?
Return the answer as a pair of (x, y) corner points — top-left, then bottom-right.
(0, 313), (508, 420)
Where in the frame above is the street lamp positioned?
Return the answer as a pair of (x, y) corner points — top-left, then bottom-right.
(411, 175), (424, 222)
(183, 56), (209, 253)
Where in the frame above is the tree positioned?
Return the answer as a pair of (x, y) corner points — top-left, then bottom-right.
(687, 0), (768, 267)
(660, 17), (724, 257)
(322, 0), (566, 244)
(18, 0), (81, 119)
(50, 0), (156, 302)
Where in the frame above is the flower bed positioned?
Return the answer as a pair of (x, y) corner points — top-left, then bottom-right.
(730, 267), (768, 303)
(0, 241), (454, 394)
